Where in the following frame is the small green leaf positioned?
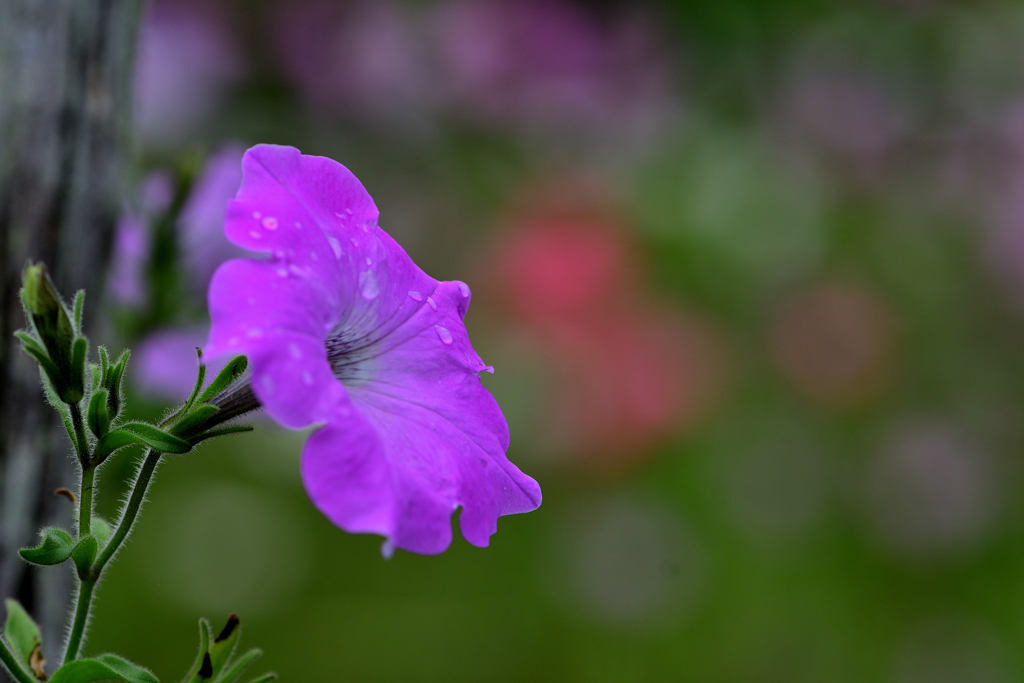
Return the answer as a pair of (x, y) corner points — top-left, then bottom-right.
(98, 346), (110, 383)
(207, 614), (239, 680)
(190, 424), (254, 446)
(71, 535), (97, 577)
(50, 653), (159, 683)
(104, 349), (130, 421)
(183, 618), (212, 683)
(212, 648), (261, 683)
(88, 389), (110, 439)
(19, 526), (75, 565)
(198, 356), (248, 404)
(3, 599), (40, 665)
(72, 290), (85, 333)
(92, 517), (112, 548)
(120, 422), (191, 454)
(171, 405), (219, 440)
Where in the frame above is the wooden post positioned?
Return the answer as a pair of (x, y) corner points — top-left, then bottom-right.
(0, 0), (142, 655)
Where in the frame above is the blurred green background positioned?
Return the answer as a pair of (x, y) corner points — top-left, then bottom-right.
(85, 0), (1024, 680)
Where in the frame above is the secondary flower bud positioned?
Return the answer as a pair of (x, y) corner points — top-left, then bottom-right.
(21, 262), (84, 403)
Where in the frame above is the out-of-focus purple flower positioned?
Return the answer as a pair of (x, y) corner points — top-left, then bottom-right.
(135, 327), (229, 401)
(205, 144), (541, 554)
(108, 173), (174, 307)
(179, 144), (249, 293)
(271, 0), (435, 124)
(135, 0), (244, 145)
(431, 0), (675, 142)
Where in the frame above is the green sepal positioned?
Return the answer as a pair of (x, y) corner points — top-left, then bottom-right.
(18, 333), (64, 393)
(92, 517), (112, 548)
(88, 389), (110, 439)
(207, 614), (240, 680)
(198, 356), (248, 404)
(19, 526), (75, 565)
(171, 405), (219, 440)
(71, 535), (98, 578)
(72, 290), (85, 333)
(3, 599), (40, 666)
(50, 653), (159, 683)
(183, 618), (212, 683)
(180, 349), (208, 418)
(104, 349), (130, 421)
(212, 648), (262, 683)
(240, 675), (277, 683)
(95, 423), (191, 460)
(90, 362), (102, 392)
(190, 424), (254, 446)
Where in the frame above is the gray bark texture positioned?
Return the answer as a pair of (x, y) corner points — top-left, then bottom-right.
(0, 0), (141, 666)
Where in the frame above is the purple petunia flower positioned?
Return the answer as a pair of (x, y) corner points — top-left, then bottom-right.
(205, 144), (541, 555)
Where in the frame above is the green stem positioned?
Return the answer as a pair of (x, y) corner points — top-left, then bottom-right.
(93, 449), (161, 576)
(79, 465), (94, 538)
(0, 635), (37, 683)
(62, 579), (94, 665)
(63, 449), (162, 664)
(68, 402), (90, 466)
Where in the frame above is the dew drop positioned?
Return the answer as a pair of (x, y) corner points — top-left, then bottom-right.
(408, 290), (423, 302)
(246, 327), (264, 338)
(289, 264), (309, 277)
(334, 211), (344, 219)
(262, 216), (278, 230)
(289, 343), (303, 359)
(249, 231), (261, 239)
(302, 371), (314, 386)
(365, 257), (372, 266)
(434, 325), (453, 345)
(326, 236), (343, 260)
(427, 296), (437, 310)
(262, 375), (275, 394)
(228, 336), (240, 346)
(295, 222), (302, 229)
(458, 282), (470, 298)
(252, 211), (262, 219)
(276, 267), (289, 278)
(345, 208), (353, 216)
(351, 237), (360, 247)
(359, 270), (380, 300)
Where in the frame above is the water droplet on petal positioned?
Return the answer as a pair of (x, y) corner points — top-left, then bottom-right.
(408, 290), (422, 302)
(345, 208), (353, 216)
(435, 325), (453, 345)
(351, 237), (360, 247)
(249, 231), (261, 239)
(310, 251), (319, 261)
(289, 264), (309, 277)
(302, 371), (313, 386)
(334, 211), (344, 219)
(365, 257), (372, 266)
(252, 211), (262, 219)
(326, 236), (343, 260)
(262, 375), (275, 394)
(295, 222), (302, 229)
(228, 336), (240, 346)
(458, 282), (470, 298)
(262, 216), (278, 230)
(359, 270), (380, 300)
(427, 296), (437, 310)
(289, 343), (303, 359)
(276, 267), (288, 278)
(246, 327), (264, 338)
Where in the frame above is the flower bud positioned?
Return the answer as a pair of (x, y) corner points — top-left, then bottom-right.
(21, 262), (84, 403)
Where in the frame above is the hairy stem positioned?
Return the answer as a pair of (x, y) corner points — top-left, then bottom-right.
(93, 449), (160, 576)
(62, 449), (161, 663)
(0, 636), (37, 683)
(62, 578), (94, 664)
(79, 464), (94, 538)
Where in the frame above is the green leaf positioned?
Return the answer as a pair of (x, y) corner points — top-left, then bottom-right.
(3, 599), (40, 665)
(120, 422), (191, 454)
(181, 348), (207, 418)
(198, 356), (248, 404)
(92, 517), (112, 548)
(171, 405), (219, 440)
(94, 430), (144, 462)
(98, 346), (110, 384)
(88, 389), (110, 439)
(50, 653), (159, 683)
(104, 349), (130, 421)
(212, 649), (261, 683)
(183, 618), (212, 683)
(207, 615), (239, 680)
(71, 535), (97, 577)
(72, 290), (85, 334)
(19, 526), (75, 565)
